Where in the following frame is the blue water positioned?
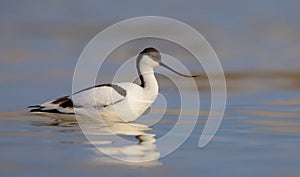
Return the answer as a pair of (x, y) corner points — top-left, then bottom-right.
(1, 89), (300, 177)
(1, 1), (300, 177)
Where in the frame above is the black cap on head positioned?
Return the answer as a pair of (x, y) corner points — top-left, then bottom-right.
(139, 47), (161, 62)
(137, 47), (199, 79)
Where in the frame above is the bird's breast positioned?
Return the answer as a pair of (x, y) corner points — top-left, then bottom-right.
(126, 88), (158, 114)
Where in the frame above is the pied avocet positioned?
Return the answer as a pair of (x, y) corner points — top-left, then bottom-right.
(28, 47), (198, 122)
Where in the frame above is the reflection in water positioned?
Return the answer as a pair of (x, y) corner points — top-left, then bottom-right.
(33, 108), (160, 165)
(75, 108), (160, 164)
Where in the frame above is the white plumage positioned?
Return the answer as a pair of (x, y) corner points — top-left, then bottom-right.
(28, 47), (197, 122)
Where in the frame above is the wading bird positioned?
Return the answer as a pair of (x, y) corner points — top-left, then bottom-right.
(28, 47), (198, 122)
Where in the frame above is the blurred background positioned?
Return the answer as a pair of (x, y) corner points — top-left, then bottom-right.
(0, 0), (299, 110)
(1, 1), (300, 177)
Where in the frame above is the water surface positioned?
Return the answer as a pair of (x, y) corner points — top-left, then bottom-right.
(1, 74), (300, 177)
(1, 1), (300, 176)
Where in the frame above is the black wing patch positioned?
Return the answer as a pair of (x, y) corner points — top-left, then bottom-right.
(28, 96), (74, 114)
(73, 84), (127, 97)
(110, 84), (126, 97)
(29, 108), (74, 114)
(51, 96), (74, 108)
(27, 105), (44, 109)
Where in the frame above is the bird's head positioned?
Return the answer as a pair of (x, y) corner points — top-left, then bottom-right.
(138, 47), (161, 68)
(137, 47), (199, 77)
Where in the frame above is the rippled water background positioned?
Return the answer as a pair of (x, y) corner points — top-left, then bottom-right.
(1, 1), (300, 177)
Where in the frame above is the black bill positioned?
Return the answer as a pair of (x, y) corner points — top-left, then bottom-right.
(160, 62), (199, 78)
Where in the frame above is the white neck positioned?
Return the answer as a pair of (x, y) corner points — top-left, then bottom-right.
(139, 64), (159, 95)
